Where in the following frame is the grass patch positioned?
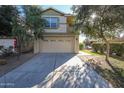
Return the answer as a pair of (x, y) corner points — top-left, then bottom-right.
(81, 50), (103, 56)
(95, 66), (124, 87)
(80, 49), (124, 87)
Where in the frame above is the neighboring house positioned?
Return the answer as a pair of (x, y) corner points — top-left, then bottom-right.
(34, 8), (79, 53)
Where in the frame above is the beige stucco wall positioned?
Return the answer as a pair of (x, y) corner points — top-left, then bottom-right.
(42, 10), (67, 33)
(74, 35), (79, 53)
(44, 24), (67, 33)
(42, 10), (63, 16)
(33, 9), (79, 54)
(34, 39), (40, 53)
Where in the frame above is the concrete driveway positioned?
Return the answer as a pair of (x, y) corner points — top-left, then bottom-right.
(0, 53), (112, 88)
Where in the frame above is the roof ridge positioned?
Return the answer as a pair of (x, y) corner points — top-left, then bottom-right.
(42, 7), (66, 15)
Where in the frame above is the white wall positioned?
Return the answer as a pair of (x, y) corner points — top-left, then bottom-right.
(0, 39), (15, 48)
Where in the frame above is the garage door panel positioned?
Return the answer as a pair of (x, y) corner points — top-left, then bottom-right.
(40, 37), (74, 53)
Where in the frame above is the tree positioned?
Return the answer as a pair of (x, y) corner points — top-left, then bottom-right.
(23, 5), (46, 39)
(12, 5), (45, 58)
(12, 6), (30, 57)
(0, 5), (17, 36)
(73, 5), (124, 71)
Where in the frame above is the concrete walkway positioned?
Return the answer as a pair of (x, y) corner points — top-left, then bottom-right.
(0, 53), (112, 88)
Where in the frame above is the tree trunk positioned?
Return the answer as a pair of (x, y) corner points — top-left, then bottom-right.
(105, 41), (110, 62)
(17, 36), (21, 60)
(101, 35), (110, 62)
(103, 37), (116, 72)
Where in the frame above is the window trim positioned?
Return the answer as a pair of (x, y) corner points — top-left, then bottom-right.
(44, 17), (59, 29)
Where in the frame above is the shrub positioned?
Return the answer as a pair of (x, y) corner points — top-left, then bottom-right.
(110, 43), (123, 56)
(92, 44), (99, 52)
(79, 43), (84, 50)
(92, 42), (124, 57)
(92, 43), (105, 53)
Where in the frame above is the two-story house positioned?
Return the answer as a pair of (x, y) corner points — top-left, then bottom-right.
(34, 8), (79, 53)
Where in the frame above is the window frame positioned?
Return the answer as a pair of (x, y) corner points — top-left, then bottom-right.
(44, 17), (59, 29)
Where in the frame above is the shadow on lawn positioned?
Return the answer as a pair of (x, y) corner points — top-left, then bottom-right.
(110, 55), (124, 62)
(95, 65), (124, 88)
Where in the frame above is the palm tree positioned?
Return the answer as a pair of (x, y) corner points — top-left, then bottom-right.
(23, 5), (46, 39)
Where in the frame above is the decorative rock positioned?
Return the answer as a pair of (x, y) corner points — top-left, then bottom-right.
(0, 59), (7, 65)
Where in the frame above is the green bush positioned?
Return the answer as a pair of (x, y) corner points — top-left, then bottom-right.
(92, 43), (105, 53)
(92, 44), (99, 52)
(79, 43), (84, 50)
(110, 43), (123, 56)
(92, 42), (124, 57)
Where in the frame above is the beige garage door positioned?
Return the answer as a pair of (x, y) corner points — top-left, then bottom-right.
(40, 37), (74, 53)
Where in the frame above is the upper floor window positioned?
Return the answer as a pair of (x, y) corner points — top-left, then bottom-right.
(44, 17), (59, 29)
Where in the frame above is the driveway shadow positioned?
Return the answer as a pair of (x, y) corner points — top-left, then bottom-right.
(0, 53), (112, 88)
(50, 64), (112, 88)
(0, 53), (76, 88)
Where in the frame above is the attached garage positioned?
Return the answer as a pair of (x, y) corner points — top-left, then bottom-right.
(41, 37), (74, 53)
(34, 35), (79, 53)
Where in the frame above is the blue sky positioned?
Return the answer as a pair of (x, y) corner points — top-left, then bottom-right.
(42, 5), (73, 14)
